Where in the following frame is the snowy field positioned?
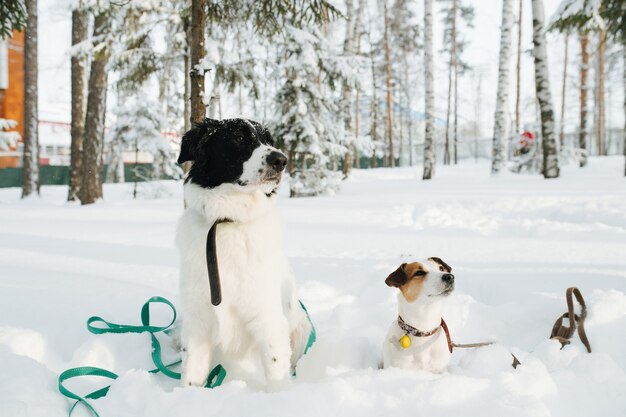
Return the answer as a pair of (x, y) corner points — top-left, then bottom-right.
(1, 157), (625, 417)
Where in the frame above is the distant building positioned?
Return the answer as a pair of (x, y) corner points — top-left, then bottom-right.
(0, 31), (24, 168)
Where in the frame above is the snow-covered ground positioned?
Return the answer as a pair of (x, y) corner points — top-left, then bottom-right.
(1, 158), (625, 417)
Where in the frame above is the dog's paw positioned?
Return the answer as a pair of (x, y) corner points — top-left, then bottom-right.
(181, 373), (208, 388)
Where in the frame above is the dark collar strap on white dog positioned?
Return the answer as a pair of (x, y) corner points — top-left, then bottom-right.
(397, 316), (441, 338)
(206, 218), (234, 306)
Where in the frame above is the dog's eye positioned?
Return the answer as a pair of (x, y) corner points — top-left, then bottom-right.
(439, 266), (445, 272)
(414, 270), (426, 277)
(232, 135), (244, 145)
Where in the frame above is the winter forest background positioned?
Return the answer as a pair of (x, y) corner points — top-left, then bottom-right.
(1, 2), (626, 416)
(0, 0), (624, 200)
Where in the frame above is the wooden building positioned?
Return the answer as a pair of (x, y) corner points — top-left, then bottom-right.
(0, 31), (25, 168)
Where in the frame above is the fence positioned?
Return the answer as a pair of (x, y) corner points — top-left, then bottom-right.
(0, 163), (155, 188)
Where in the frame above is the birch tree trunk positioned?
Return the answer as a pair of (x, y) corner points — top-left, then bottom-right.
(453, 55), (459, 164)
(444, 0), (457, 166)
(596, 29), (606, 156)
(68, 7), (87, 201)
(341, 0), (354, 177)
(491, 0), (513, 174)
(579, 32), (589, 167)
(422, 0), (435, 180)
(559, 32), (569, 147)
(80, 12), (111, 204)
(515, 0), (522, 133)
(531, 0), (560, 179)
(383, 0), (394, 167)
(22, 0), (39, 198)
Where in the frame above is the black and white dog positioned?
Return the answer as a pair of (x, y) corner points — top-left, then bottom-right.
(175, 118), (312, 388)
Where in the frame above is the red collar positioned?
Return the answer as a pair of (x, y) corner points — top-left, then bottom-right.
(398, 316), (453, 353)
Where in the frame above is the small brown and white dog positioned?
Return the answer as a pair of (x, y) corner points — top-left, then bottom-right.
(383, 257), (455, 372)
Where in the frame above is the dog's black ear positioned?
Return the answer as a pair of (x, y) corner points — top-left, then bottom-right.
(177, 118), (221, 164)
(385, 263), (408, 288)
(429, 257), (452, 272)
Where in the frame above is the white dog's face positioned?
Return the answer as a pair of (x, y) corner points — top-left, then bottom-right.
(384, 257), (455, 302)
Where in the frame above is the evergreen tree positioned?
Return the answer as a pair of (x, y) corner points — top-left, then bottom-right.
(273, 25), (352, 197)
(0, 0), (27, 38)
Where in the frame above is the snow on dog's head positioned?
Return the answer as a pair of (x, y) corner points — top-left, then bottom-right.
(178, 118), (287, 194)
(385, 257), (455, 303)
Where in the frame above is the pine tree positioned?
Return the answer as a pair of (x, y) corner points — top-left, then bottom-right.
(423, 0), (435, 180)
(273, 25), (351, 197)
(21, 0), (39, 198)
(80, 10), (112, 204)
(0, 0), (27, 38)
(491, 0), (513, 174)
(598, 0), (626, 175)
(532, 0), (560, 178)
(550, 0), (611, 168)
(68, 5), (88, 202)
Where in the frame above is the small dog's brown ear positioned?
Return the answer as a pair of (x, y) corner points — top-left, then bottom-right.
(385, 263), (408, 288)
(429, 257), (452, 272)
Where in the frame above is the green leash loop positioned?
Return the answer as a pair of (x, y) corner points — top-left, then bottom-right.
(59, 297), (226, 417)
(58, 366), (118, 417)
(299, 300), (316, 354)
(59, 297), (314, 417)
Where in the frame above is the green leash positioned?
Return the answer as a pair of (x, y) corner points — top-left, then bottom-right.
(58, 296), (315, 417)
(58, 296), (226, 417)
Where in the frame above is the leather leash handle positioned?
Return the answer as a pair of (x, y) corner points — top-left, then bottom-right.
(206, 221), (222, 306)
(550, 287), (591, 353)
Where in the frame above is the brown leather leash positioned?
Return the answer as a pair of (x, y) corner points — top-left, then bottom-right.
(550, 287), (592, 353)
(442, 287), (593, 367)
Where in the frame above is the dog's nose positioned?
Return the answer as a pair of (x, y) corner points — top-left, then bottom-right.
(267, 151), (287, 171)
(442, 273), (455, 283)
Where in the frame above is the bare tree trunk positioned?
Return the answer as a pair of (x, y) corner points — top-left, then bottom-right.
(80, 12), (111, 204)
(341, 0), (354, 177)
(596, 29), (606, 156)
(444, 53), (453, 165)
(423, 0), (435, 180)
(491, 0), (514, 174)
(531, 0), (559, 178)
(444, 0), (457, 166)
(623, 44), (625, 176)
(22, 0), (39, 198)
(189, 0), (206, 126)
(68, 7), (87, 201)
(371, 53), (379, 169)
(383, 0), (394, 167)
(453, 55), (459, 164)
(559, 31), (569, 147)
(515, 0), (522, 133)
(579, 32), (589, 167)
